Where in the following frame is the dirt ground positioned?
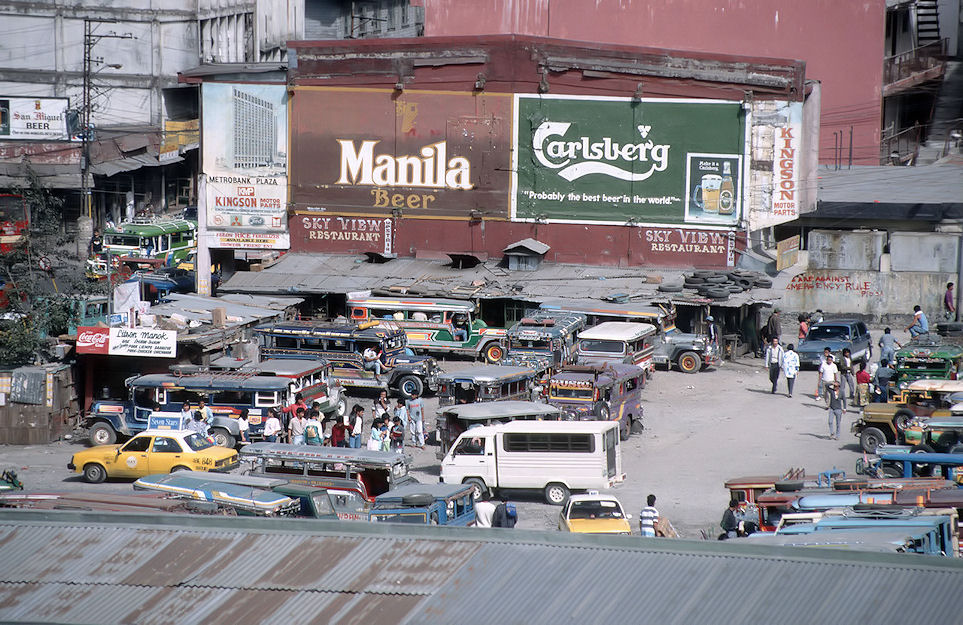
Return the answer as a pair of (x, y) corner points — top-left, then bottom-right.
(0, 348), (868, 539)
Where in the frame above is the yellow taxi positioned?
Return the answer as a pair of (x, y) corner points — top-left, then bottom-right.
(68, 429), (239, 483)
(558, 492), (632, 535)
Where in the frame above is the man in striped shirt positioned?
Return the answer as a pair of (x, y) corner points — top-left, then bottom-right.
(639, 494), (659, 537)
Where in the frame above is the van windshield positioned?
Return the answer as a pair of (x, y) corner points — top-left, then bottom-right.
(580, 339), (624, 354)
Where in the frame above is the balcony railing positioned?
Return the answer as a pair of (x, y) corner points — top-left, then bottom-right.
(880, 123), (921, 165)
(884, 38), (947, 85)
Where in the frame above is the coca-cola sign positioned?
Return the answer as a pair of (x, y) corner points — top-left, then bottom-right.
(76, 327), (110, 354)
(75, 326), (177, 358)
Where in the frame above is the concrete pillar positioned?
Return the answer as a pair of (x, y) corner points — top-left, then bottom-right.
(76, 215), (93, 257)
(197, 175), (212, 296)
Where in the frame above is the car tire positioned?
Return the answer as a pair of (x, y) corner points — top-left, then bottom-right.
(678, 351), (702, 374)
(693, 270), (715, 279)
(754, 278), (774, 288)
(544, 482), (571, 505)
(774, 480), (804, 492)
(727, 285), (744, 293)
(708, 289), (729, 301)
(631, 418), (644, 434)
(859, 427), (886, 454)
(89, 423), (116, 446)
(948, 444), (963, 454)
(735, 278), (754, 288)
(704, 275), (727, 284)
(83, 463), (107, 484)
(172, 465), (192, 473)
(397, 375), (424, 400)
(658, 283), (684, 293)
(211, 428), (235, 449)
(464, 477), (488, 501)
(894, 409), (915, 431)
(402, 493), (435, 507)
(596, 404), (611, 421)
(484, 342), (505, 363)
(910, 444), (935, 476)
(684, 276), (705, 285)
(881, 464), (904, 478)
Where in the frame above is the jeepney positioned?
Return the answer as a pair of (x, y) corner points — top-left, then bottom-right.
(852, 379), (963, 453)
(895, 336), (963, 388)
(904, 414), (963, 453)
(254, 319), (440, 399)
(435, 400), (562, 457)
(347, 296), (508, 363)
(576, 321), (658, 378)
(369, 483), (476, 526)
(501, 311), (586, 372)
(436, 365), (538, 407)
(87, 218), (197, 278)
(538, 299), (718, 373)
(240, 443), (417, 505)
(546, 363), (645, 441)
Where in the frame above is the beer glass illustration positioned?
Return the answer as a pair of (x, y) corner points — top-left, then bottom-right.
(692, 174), (722, 213)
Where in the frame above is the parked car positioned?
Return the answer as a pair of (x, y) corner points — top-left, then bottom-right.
(558, 492), (632, 535)
(797, 319), (872, 368)
(851, 379), (963, 453)
(68, 428), (239, 483)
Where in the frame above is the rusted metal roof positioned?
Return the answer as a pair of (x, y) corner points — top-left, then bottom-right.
(1, 510), (963, 625)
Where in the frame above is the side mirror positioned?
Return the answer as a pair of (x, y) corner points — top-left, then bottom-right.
(625, 513), (633, 520)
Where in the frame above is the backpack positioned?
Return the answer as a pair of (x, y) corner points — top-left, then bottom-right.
(305, 424), (318, 439)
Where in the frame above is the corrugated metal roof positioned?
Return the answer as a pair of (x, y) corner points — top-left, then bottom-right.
(221, 253), (780, 309)
(1, 510), (962, 625)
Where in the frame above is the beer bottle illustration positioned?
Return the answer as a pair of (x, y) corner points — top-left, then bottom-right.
(718, 161), (735, 215)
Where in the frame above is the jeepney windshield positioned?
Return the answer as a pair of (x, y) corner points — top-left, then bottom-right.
(312, 493), (336, 516)
(184, 434), (214, 451)
(550, 384), (594, 399)
(511, 338), (550, 350)
(105, 233), (141, 248)
(580, 339), (625, 354)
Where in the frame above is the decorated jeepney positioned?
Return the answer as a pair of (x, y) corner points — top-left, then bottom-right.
(87, 218), (197, 279)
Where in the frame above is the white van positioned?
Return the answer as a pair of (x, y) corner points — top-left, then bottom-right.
(439, 420), (624, 505)
(576, 321), (658, 377)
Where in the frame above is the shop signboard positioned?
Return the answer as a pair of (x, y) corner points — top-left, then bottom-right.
(202, 231), (291, 250)
(0, 97), (70, 141)
(512, 95), (745, 227)
(201, 83), (288, 249)
(770, 101), (803, 222)
(76, 327), (177, 358)
(289, 87), (512, 231)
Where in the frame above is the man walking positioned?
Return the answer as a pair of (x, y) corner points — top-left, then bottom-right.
(406, 391), (425, 448)
(817, 353), (840, 405)
(878, 328), (901, 365)
(639, 494), (659, 537)
(764, 337), (784, 394)
(945, 283), (956, 321)
(827, 382), (844, 440)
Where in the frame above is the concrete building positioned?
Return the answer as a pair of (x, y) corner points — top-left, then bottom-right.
(414, 0), (962, 167)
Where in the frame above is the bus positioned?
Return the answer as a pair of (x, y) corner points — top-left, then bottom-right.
(0, 194), (28, 253)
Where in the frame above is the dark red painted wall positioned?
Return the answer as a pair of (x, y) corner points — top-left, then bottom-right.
(418, 0), (885, 165)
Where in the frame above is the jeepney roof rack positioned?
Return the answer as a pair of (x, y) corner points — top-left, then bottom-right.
(519, 317), (555, 326)
(169, 365), (262, 379)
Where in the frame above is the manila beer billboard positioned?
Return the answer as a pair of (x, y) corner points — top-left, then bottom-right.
(512, 95), (746, 227)
(201, 83), (289, 249)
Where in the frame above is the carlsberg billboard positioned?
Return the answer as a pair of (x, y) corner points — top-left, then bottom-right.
(512, 95), (746, 226)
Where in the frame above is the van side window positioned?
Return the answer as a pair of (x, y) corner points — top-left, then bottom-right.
(454, 437), (485, 455)
(504, 433), (595, 453)
(255, 392), (279, 407)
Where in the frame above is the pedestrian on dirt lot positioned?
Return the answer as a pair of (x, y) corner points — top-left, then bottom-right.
(705, 316), (719, 351)
(797, 314), (809, 340)
(720, 499), (741, 539)
(764, 337), (784, 393)
(406, 392), (425, 448)
(304, 410), (322, 445)
(781, 344), (800, 397)
(827, 382), (843, 439)
(639, 494), (659, 537)
(906, 305), (929, 338)
(878, 328), (901, 364)
(263, 409), (282, 443)
(817, 353), (839, 405)
(349, 404), (364, 448)
(474, 500), (496, 528)
(389, 416), (405, 452)
(492, 501), (518, 528)
(855, 363), (872, 407)
(873, 359), (895, 403)
(839, 348), (855, 409)
(945, 282), (956, 321)
(763, 308), (781, 343)
(288, 407), (306, 445)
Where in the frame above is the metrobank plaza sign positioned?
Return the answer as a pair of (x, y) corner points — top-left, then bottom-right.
(511, 95), (747, 227)
(201, 83), (288, 249)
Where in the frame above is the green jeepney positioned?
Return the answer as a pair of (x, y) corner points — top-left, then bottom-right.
(894, 336), (963, 389)
(347, 296), (508, 363)
(87, 218), (197, 278)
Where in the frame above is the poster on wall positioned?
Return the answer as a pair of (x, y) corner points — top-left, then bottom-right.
(76, 327), (177, 358)
(202, 83), (289, 249)
(511, 95), (746, 227)
(0, 97), (69, 141)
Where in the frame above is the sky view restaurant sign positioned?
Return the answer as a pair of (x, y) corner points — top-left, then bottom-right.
(512, 95), (746, 227)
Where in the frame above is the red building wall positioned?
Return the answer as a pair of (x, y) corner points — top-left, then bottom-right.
(417, 0), (885, 165)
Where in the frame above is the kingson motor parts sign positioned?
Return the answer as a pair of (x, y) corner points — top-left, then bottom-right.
(512, 95), (746, 227)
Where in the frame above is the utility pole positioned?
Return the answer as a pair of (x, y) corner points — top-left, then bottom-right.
(81, 19), (130, 220)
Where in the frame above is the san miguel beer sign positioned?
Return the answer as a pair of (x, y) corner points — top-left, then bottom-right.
(290, 88), (511, 218)
(512, 95), (746, 227)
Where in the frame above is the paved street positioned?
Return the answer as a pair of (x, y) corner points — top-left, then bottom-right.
(0, 352), (864, 539)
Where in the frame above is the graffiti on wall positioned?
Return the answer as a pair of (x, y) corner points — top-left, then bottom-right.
(787, 274), (883, 296)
